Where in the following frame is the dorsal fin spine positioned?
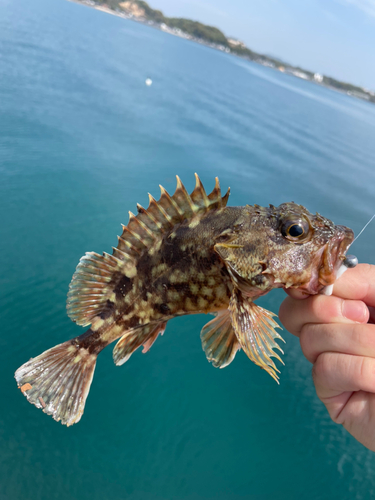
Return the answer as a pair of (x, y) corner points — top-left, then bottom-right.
(170, 196), (184, 216)
(221, 185), (230, 206)
(114, 176), (231, 268)
(133, 205), (160, 233)
(112, 246), (136, 262)
(116, 236), (139, 256)
(117, 233), (137, 252)
(158, 186), (181, 221)
(175, 175), (184, 190)
(102, 252), (121, 265)
(208, 177), (220, 199)
(196, 173), (210, 206)
(147, 194), (173, 228)
(119, 227), (148, 253)
(191, 173), (210, 209)
(165, 189), (184, 216)
(128, 211), (156, 240)
(173, 175), (195, 215)
(143, 195), (163, 229)
(120, 224), (146, 245)
(116, 232), (141, 255)
(176, 175), (195, 210)
(151, 193), (171, 222)
(127, 211), (154, 239)
(205, 177), (222, 209)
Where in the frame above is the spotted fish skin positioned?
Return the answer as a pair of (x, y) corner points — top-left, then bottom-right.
(15, 175), (354, 426)
(73, 210), (238, 357)
(111, 207), (240, 323)
(66, 176), (234, 356)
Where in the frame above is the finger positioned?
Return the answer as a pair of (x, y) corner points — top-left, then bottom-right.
(278, 295), (369, 337)
(369, 306), (375, 324)
(283, 288), (310, 300)
(317, 389), (375, 452)
(313, 352), (375, 400)
(332, 263), (375, 306)
(300, 323), (375, 363)
(329, 391), (375, 452)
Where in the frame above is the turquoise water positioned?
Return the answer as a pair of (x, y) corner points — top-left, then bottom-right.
(2, 0), (375, 498)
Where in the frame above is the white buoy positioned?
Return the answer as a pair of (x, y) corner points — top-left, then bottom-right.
(145, 78), (152, 86)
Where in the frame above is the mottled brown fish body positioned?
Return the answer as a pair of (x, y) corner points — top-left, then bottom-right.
(15, 175), (354, 426)
(109, 207), (242, 322)
(73, 207), (241, 357)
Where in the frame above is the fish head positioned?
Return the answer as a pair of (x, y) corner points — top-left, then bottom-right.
(215, 202), (354, 296)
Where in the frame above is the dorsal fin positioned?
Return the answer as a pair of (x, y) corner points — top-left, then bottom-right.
(115, 173), (230, 257)
(67, 251), (125, 326)
(67, 175), (230, 326)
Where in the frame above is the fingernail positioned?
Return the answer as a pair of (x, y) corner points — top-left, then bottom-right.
(342, 300), (368, 322)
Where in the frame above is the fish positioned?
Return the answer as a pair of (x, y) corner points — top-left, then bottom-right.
(15, 175), (354, 426)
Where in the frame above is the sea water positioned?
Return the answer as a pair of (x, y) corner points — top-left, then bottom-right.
(1, 0), (375, 498)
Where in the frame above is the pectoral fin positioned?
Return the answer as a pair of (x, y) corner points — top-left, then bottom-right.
(229, 290), (285, 382)
(201, 310), (241, 368)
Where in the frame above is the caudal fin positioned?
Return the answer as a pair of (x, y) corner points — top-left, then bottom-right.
(15, 341), (97, 426)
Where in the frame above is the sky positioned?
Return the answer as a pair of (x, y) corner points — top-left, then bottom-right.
(149, 0), (375, 90)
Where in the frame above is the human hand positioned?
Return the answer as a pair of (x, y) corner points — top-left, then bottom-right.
(279, 263), (375, 451)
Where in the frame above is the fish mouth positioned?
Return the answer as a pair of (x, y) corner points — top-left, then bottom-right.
(318, 225), (354, 289)
(297, 225), (354, 295)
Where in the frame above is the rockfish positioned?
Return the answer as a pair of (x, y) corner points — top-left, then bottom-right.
(15, 175), (354, 425)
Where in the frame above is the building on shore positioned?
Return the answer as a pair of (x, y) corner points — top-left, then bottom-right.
(227, 38), (246, 49)
(314, 73), (323, 83)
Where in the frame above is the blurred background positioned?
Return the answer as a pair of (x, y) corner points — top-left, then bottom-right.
(1, 0), (375, 498)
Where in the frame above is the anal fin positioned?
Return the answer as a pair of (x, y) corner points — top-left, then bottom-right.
(201, 310), (241, 368)
(229, 290), (285, 382)
(113, 321), (167, 366)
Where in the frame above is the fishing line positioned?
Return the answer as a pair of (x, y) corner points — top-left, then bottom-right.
(352, 213), (375, 244)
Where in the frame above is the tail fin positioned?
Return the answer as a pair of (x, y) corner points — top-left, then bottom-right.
(15, 341), (97, 426)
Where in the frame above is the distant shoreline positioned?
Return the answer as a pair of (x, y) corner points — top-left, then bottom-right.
(69, 0), (375, 106)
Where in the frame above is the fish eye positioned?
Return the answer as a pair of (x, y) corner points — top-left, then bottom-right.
(281, 219), (310, 241)
(288, 224), (304, 237)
